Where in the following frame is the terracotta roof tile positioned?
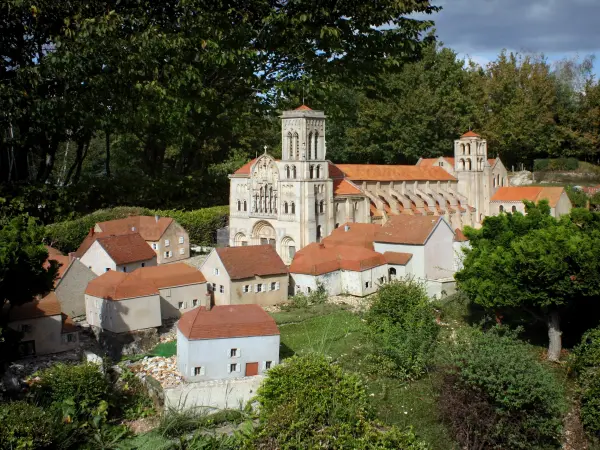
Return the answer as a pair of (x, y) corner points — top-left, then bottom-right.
(215, 245), (288, 280)
(461, 130), (480, 138)
(96, 216), (173, 241)
(178, 304), (279, 340)
(491, 186), (565, 208)
(234, 158), (258, 175)
(328, 162), (346, 179)
(9, 292), (62, 321)
(374, 215), (444, 245)
(454, 228), (469, 242)
(370, 203), (382, 217)
(61, 314), (79, 333)
(335, 164), (456, 182)
(333, 179), (362, 196)
(383, 251), (413, 265)
(323, 223), (382, 250)
(85, 263), (205, 301)
(295, 104), (312, 111)
(96, 233), (156, 265)
(44, 247), (71, 283)
(290, 242), (386, 275)
(488, 158), (497, 166)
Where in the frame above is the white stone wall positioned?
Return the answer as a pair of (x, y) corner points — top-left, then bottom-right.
(85, 294), (162, 333)
(374, 242), (426, 278)
(159, 283), (206, 319)
(453, 241), (470, 272)
(80, 240), (117, 275)
(8, 315), (78, 356)
(201, 250), (233, 305)
(423, 221), (455, 280)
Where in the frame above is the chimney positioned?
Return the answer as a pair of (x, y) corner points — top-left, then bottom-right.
(89, 227), (94, 236)
(155, 215), (159, 223)
(344, 224), (350, 232)
(204, 291), (212, 311)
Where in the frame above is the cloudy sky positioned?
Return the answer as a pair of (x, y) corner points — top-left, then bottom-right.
(427, 0), (599, 74)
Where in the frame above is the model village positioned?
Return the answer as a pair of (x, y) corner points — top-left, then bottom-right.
(3, 106), (574, 410)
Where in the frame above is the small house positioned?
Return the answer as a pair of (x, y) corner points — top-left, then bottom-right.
(490, 186), (572, 218)
(177, 304), (280, 381)
(201, 245), (289, 306)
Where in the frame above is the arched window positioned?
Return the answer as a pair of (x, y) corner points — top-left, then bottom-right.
(389, 267), (397, 280)
(309, 165), (314, 179)
(285, 165), (290, 179)
(466, 159), (472, 170)
(308, 132), (313, 159)
(460, 159), (465, 170)
(316, 225), (322, 241)
(316, 165), (321, 179)
(243, 200), (247, 211)
(512, 205), (517, 213)
(292, 165), (297, 178)
(319, 200), (324, 214)
(499, 205), (504, 213)
(492, 177), (496, 187)
(237, 200), (241, 211)
(284, 202), (289, 214)
(461, 143), (465, 155)
(293, 132), (299, 159)
(291, 202), (296, 214)
(287, 132), (293, 159)
(314, 200), (319, 214)
(466, 143), (471, 155)
(314, 131), (319, 159)
(335, 223), (339, 229)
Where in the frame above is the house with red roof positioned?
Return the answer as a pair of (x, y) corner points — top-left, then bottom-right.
(490, 186), (572, 218)
(177, 304), (280, 381)
(201, 245), (289, 306)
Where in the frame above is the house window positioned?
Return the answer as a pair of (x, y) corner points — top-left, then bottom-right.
(230, 348), (238, 357)
(270, 282), (277, 291)
(141, 263), (145, 267)
(307, 287), (311, 293)
(211, 283), (216, 291)
(243, 285), (250, 293)
(499, 205), (504, 213)
(179, 248), (185, 255)
(257, 283), (263, 293)
(152, 243), (158, 250)
(319, 200), (324, 214)
(512, 205), (517, 213)
(219, 285), (224, 294)
(365, 281), (371, 288)
(122, 266), (127, 273)
(63, 333), (75, 343)
(165, 239), (170, 247)
(105, 268), (111, 272)
(229, 363), (238, 373)
(214, 268), (220, 275)
(178, 302), (185, 310)
(164, 288), (171, 297)
(194, 366), (205, 376)
(192, 299), (198, 307)
(20, 324), (32, 333)
(265, 361), (272, 370)
(179, 236), (185, 244)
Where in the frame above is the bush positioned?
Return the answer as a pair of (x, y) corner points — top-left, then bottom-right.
(45, 205), (229, 253)
(534, 158), (580, 172)
(570, 326), (600, 437)
(566, 185), (589, 208)
(366, 280), (439, 380)
(282, 282), (328, 310)
(0, 401), (54, 449)
(534, 159), (550, 172)
(252, 353), (428, 449)
(439, 327), (565, 449)
(29, 363), (111, 420)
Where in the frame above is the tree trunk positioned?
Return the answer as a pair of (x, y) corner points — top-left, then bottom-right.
(547, 310), (562, 362)
(105, 131), (111, 177)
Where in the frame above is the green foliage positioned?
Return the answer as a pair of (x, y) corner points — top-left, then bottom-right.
(366, 280), (439, 380)
(0, 401), (54, 449)
(29, 363), (111, 421)
(252, 353), (429, 449)
(534, 159), (551, 171)
(0, 214), (58, 307)
(148, 341), (177, 358)
(116, 368), (155, 420)
(534, 158), (580, 171)
(45, 205), (228, 253)
(566, 185), (590, 208)
(439, 327), (566, 449)
(282, 282), (328, 310)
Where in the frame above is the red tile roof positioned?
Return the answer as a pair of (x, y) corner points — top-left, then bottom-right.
(9, 292), (62, 321)
(215, 245), (288, 280)
(491, 186), (565, 207)
(234, 158), (258, 175)
(333, 179), (362, 196)
(96, 233), (156, 265)
(85, 263), (205, 301)
(328, 162), (346, 179)
(461, 130), (480, 138)
(454, 228), (469, 242)
(61, 314), (79, 333)
(582, 185), (600, 196)
(295, 104), (312, 111)
(178, 304), (279, 340)
(374, 215), (445, 245)
(383, 251), (413, 265)
(323, 223), (382, 250)
(96, 216), (173, 241)
(289, 242), (386, 275)
(44, 246), (71, 283)
(335, 164), (456, 182)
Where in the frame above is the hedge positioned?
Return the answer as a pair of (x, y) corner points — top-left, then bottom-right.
(534, 158), (579, 172)
(45, 205), (229, 253)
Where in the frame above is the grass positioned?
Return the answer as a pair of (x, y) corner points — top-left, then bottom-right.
(147, 341), (177, 358)
(270, 303), (351, 325)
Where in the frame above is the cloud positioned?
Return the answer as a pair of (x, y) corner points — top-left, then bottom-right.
(431, 0), (600, 54)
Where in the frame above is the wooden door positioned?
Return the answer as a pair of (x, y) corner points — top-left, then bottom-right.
(245, 362), (259, 377)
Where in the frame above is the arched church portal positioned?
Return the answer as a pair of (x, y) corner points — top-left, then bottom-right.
(252, 221), (276, 248)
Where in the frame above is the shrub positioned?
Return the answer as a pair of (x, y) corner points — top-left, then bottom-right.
(45, 205), (229, 253)
(566, 185), (589, 208)
(29, 363), (111, 420)
(534, 159), (550, 172)
(535, 158), (580, 172)
(366, 280), (439, 380)
(0, 401), (54, 449)
(252, 353), (428, 449)
(566, 157), (580, 171)
(439, 327), (565, 449)
(282, 282), (328, 310)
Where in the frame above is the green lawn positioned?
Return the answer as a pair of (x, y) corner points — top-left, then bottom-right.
(274, 305), (457, 449)
(148, 341), (177, 357)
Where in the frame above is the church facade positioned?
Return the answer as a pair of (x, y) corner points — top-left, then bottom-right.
(228, 105), (508, 262)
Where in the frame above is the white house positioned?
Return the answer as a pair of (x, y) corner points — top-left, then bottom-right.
(77, 232), (157, 275)
(177, 304), (280, 381)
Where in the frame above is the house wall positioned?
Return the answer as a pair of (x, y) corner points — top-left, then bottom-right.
(374, 242), (425, 278)
(85, 294), (162, 333)
(290, 271), (341, 296)
(555, 192), (573, 217)
(81, 241), (117, 275)
(55, 259), (97, 317)
(387, 262), (409, 280)
(118, 259), (156, 273)
(177, 331), (280, 381)
(201, 251), (232, 305)
(423, 221), (455, 280)
(159, 283), (207, 319)
(8, 315), (78, 356)
(453, 241), (470, 272)
(425, 279), (457, 299)
(230, 274), (288, 306)
(153, 221), (190, 264)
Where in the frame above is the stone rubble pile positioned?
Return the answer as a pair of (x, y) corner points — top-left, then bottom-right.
(128, 356), (183, 388)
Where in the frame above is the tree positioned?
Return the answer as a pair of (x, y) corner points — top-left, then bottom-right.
(0, 215), (57, 307)
(456, 202), (600, 361)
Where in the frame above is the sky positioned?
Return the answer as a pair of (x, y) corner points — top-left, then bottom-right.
(426, 0), (600, 76)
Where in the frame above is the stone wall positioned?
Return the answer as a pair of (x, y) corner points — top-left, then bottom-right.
(90, 326), (159, 361)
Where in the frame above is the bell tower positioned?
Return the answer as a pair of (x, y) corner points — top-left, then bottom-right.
(281, 105), (326, 163)
(454, 131), (491, 219)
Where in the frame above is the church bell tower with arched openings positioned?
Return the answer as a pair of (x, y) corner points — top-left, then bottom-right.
(454, 131), (492, 219)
